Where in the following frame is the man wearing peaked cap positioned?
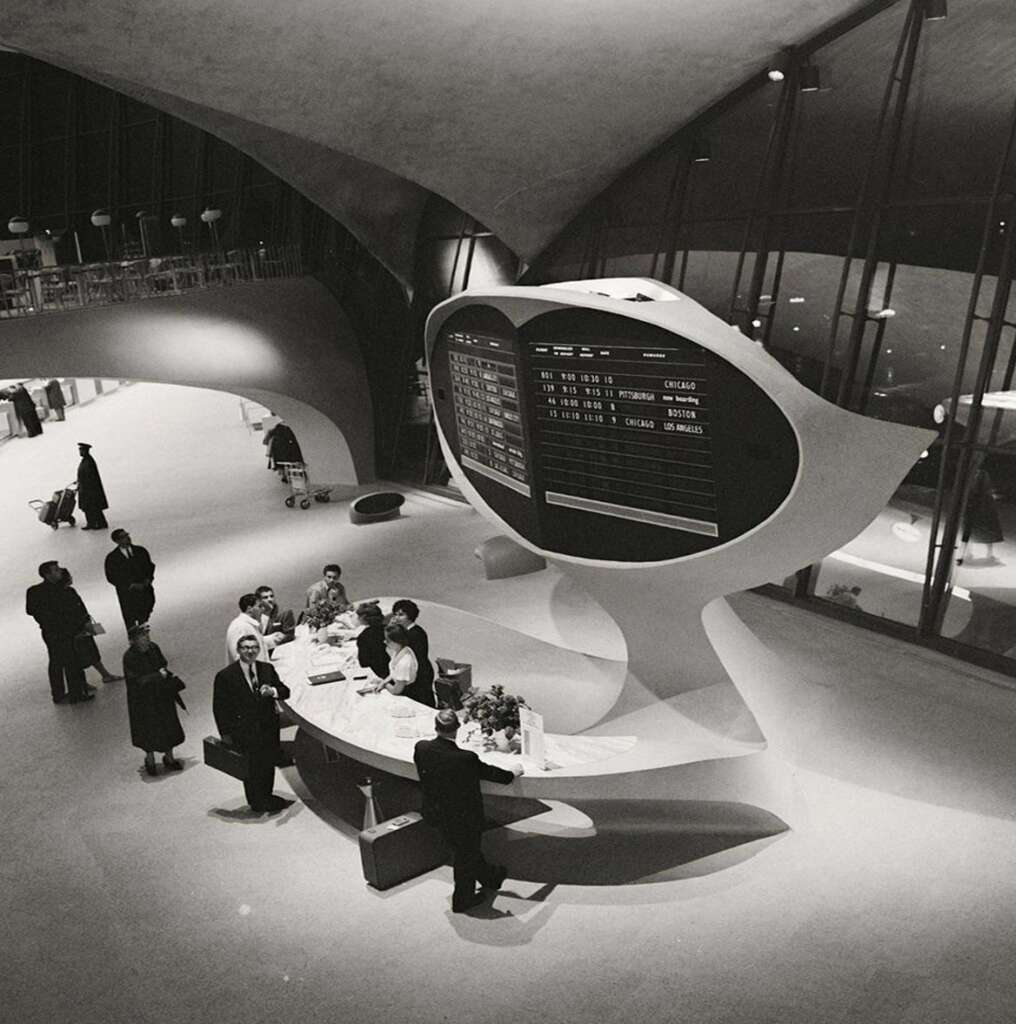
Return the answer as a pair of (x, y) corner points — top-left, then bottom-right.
(76, 442), (109, 530)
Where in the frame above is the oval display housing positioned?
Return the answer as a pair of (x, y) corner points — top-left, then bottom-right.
(430, 303), (800, 563)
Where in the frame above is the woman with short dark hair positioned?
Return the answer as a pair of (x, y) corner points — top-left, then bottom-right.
(355, 601), (389, 679)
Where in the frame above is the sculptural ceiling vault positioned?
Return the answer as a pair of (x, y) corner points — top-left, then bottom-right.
(0, 0), (868, 285)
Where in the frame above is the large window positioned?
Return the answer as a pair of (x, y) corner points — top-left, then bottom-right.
(520, 0), (1016, 673)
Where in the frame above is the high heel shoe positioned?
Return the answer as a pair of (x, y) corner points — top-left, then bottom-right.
(162, 756), (183, 771)
(144, 760), (158, 777)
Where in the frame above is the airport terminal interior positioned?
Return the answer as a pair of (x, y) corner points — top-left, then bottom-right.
(2, 1), (1016, 1022)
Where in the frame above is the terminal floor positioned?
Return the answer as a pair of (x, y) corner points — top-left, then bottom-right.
(2, 382), (1016, 1024)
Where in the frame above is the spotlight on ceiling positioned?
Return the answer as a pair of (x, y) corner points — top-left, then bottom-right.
(691, 137), (711, 163)
(799, 64), (821, 92)
(767, 68), (785, 83)
(924, 0), (947, 20)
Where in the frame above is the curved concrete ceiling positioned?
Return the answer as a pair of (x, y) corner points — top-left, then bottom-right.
(0, 0), (867, 269)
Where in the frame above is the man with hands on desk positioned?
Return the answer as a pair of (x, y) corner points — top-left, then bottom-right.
(414, 709), (524, 913)
(213, 635), (293, 815)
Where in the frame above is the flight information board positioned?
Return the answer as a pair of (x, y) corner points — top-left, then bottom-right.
(529, 337), (718, 536)
(446, 331), (530, 497)
(430, 303), (799, 562)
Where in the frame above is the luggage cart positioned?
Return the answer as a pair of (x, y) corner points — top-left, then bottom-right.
(276, 462), (333, 509)
(29, 483), (77, 529)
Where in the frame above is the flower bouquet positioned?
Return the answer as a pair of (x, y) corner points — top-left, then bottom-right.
(460, 684), (528, 753)
(301, 599), (347, 640)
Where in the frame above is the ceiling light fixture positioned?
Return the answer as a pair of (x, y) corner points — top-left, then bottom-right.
(924, 0), (947, 20)
(799, 64), (821, 93)
(691, 137), (711, 163)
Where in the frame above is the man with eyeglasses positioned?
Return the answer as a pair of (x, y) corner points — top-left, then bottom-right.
(212, 634), (293, 815)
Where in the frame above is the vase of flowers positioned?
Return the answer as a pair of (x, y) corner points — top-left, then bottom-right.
(460, 684), (528, 753)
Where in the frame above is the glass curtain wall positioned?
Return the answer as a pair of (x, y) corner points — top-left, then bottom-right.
(0, 52), (412, 475)
(522, 0), (1016, 673)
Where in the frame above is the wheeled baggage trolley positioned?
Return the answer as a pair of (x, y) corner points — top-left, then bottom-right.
(29, 484), (77, 529)
(276, 461), (334, 510)
(359, 812), (447, 890)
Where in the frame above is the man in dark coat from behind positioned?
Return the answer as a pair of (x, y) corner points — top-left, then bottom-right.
(212, 634), (293, 814)
(104, 528), (156, 630)
(5, 383), (43, 436)
(25, 560), (93, 704)
(414, 709), (523, 912)
(45, 379), (67, 421)
(76, 442), (108, 529)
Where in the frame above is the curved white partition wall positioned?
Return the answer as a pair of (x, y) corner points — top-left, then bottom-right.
(0, 277), (374, 484)
(424, 279), (938, 824)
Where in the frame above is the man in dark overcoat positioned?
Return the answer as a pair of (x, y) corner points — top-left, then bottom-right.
(212, 635), (293, 814)
(8, 382), (44, 436)
(44, 379), (67, 421)
(76, 442), (108, 529)
(25, 560), (93, 704)
(414, 709), (523, 912)
(104, 528), (157, 630)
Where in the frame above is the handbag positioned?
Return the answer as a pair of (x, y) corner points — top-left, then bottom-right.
(83, 619), (105, 636)
(203, 736), (250, 780)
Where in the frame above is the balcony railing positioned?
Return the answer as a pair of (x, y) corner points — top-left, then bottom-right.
(0, 244), (303, 318)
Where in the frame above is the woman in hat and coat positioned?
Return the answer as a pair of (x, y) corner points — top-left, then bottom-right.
(123, 624), (185, 776)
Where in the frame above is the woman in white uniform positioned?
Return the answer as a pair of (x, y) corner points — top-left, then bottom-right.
(373, 623), (423, 701)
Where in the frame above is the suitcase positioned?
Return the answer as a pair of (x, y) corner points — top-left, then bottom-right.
(202, 736), (251, 780)
(29, 486), (76, 529)
(359, 812), (447, 890)
(54, 486), (76, 522)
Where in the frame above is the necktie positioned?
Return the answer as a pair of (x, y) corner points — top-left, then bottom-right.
(248, 664), (257, 691)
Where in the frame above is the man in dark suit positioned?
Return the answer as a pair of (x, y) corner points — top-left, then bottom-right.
(254, 585), (295, 645)
(212, 634), (293, 814)
(25, 560), (94, 704)
(391, 598), (435, 706)
(414, 709), (523, 912)
(104, 528), (156, 630)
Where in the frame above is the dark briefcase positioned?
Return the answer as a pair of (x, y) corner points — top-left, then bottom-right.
(359, 813), (447, 890)
(202, 736), (250, 780)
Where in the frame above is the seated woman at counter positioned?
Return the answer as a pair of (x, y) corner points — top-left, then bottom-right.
(355, 601), (389, 679)
(373, 623), (434, 706)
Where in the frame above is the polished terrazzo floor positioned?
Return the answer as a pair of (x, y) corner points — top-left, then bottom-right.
(3, 383), (1016, 1024)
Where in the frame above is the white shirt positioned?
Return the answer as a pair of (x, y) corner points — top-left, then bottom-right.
(388, 646), (418, 694)
(225, 612), (270, 664)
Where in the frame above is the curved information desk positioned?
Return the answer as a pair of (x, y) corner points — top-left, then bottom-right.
(273, 635), (637, 797)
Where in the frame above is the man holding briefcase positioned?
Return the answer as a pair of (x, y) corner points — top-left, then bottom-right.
(414, 709), (523, 913)
(212, 635), (293, 814)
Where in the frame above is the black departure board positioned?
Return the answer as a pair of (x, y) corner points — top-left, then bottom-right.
(446, 331), (530, 497)
(529, 337), (718, 537)
(430, 303), (799, 563)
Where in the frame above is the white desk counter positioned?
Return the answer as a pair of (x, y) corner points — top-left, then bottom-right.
(272, 637), (637, 794)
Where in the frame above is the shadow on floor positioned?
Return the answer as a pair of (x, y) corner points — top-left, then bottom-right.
(485, 799), (787, 885)
(291, 729), (788, 884)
